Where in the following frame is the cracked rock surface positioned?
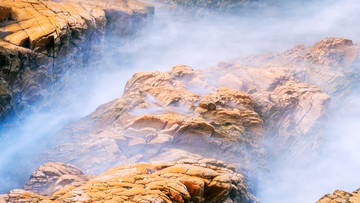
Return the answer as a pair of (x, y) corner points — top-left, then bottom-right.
(0, 0), (154, 124)
(0, 160), (258, 203)
(44, 65), (265, 176)
(23, 162), (91, 196)
(317, 189), (360, 203)
(1, 35), (359, 202)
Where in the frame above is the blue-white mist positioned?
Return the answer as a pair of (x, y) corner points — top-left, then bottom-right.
(0, 0), (359, 202)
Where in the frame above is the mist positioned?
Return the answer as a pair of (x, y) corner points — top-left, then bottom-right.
(0, 0), (360, 201)
(258, 93), (360, 202)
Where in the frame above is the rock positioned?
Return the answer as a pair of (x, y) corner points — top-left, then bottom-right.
(23, 162), (90, 196)
(2, 37), (353, 201)
(0, 5), (11, 23)
(0, 0), (154, 126)
(251, 81), (330, 158)
(317, 188), (360, 203)
(0, 189), (42, 203)
(229, 37), (360, 98)
(0, 161), (258, 203)
(0, 82), (12, 122)
(201, 37), (360, 159)
(43, 65), (264, 178)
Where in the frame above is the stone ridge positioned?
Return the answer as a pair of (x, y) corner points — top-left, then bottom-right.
(0, 160), (259, 203)
(0, 0), (154, 125)
(231, 37), (360, 97)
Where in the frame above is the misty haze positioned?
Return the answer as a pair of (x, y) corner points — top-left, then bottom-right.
(0, 0), (359, 202)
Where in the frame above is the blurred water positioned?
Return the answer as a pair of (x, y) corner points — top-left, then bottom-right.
(0, 0), (359, 199)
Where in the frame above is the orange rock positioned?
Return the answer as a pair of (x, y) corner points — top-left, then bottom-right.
(317, 188), (360, 203)
(1, 160), (257, 202)
(0, 5), (11, 23)
(23, 162), (90, 196)
(201, 38), (354, 160)
(43, 65), (264, 177)
(0, 0), (154, 123)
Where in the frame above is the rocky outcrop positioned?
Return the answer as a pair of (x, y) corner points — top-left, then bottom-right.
(0, 0), (154, 125)
(40, 38), (344, 193)
(202, 68), (330, 159)
(317, 188), (360, 203)
(1, 37), (353, 201)
(23, 162), (91, 196)
(44, 65), (264, 176)
(230, 37), (360, 98)
(0, 160), (258, 202)
(202, 37), (359, 159)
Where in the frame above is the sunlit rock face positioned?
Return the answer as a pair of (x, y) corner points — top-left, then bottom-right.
(0, 18), (358, 201)
(44, 65), (265, 176)
(0, 160), (258, 203)
(317, 188), (360, 203)
(23, 162), (91, 196)
(14, 38), (350, 202)
(0, 0), (154, 125)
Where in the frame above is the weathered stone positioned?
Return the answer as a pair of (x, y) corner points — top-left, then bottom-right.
(23, 162), (90, 196)
(1, 37), (355, 202)
(201, 37), (359, 159)
(44, 66), (264, 176)
(318, 188), (360, 203)
(0, 5), (11, 23)
(0, 0), (154, 125)
(0, 161), (258, 202)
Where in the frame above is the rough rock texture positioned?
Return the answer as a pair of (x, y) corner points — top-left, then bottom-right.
(0, 160), (258, 203)
(44, 65), (264, 176)
(317, 188), (360, 203)
(1, 37), (353, 201)
(23, 162), (91, 196)
(202, 37), (359, 158)
(40, 38), (346, 193)
(0, 189), (43, 203)
(0, 0), (154, 124)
